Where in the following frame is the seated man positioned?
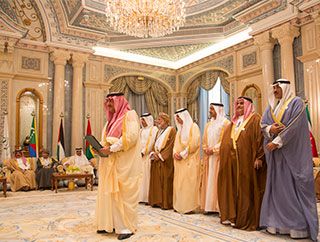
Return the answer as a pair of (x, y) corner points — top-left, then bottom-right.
(64, 148), (94, 176)
(36, 149), (57, 190)
(8, 148), (36, 191)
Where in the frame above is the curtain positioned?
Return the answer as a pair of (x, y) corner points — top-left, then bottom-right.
(273, 42), (281, 81)
(187, 70), (229, 122)
(221, 85), (230, 119)
(110, 76), (168, 117)
(293, 35), (305, 98)
(199, 88), (209, 135)
(127, 92), (148, 116)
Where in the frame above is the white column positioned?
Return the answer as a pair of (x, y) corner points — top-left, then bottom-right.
(71, 53), (88, 151)
(254, 31), (275, 109)
(272, 22), (300, 94)
(50, 49), (69, 155)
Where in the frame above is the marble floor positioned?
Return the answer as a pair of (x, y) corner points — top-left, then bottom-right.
(0, 188), (316, 242)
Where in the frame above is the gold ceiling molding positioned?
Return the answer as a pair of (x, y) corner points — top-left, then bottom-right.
(125, 43), (213, 61)
(186, 0), (245, 26)
(234, 0), (282, 24)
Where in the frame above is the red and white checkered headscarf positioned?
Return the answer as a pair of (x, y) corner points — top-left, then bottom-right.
(104, 94), (131, 138)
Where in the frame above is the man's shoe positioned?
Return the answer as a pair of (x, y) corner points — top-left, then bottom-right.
(96, 230), (108, 234)
(117, 233), (133, 240)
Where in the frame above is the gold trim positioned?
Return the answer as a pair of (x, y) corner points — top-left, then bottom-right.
(231, 113), (254, 149)
(270, 96), (295, 125)
(15, 88), (43, 150)
(122, 113), (128, 150)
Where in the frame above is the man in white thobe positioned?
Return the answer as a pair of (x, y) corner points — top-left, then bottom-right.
(139, 113), (158, 203)
(200, 103), (229, 213)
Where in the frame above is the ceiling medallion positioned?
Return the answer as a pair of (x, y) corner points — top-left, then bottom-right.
(105, 0), (186, 38)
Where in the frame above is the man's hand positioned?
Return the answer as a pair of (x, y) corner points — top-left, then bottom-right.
(99, 146), (111, 156)
(174, 153), (182, 160)
(269, 123), (285, 135)
(254, 159), (263, 170)
(153, 153), (160, 161)
(266, 142), (279, 151)
(204, 148), (214, 156)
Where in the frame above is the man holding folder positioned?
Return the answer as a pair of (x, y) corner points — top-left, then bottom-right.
(94, 92), (142, 240)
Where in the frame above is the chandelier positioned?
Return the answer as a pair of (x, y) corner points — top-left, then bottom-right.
(105, 0), (186, 38)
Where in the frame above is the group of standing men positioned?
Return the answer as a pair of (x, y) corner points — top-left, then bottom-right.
(95, 79), (318, 241)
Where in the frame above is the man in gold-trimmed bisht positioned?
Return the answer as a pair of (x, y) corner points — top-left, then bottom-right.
(218, 96), (266, 230)
(95, 92), (142, 240)
(36, 148), (57, 190)
(8, 148), (36, 192)
(148, 112), (176, 209)
(259, 79), (318, 241)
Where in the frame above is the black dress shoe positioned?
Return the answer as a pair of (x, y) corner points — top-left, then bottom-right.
(117, 233), (133, 240)
(96, 230), (108, 234)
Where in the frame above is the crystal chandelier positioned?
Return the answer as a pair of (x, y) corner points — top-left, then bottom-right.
(105, 0), (186, 38)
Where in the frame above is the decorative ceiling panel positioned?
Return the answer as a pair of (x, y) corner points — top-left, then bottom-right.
(0, 0), (45, 41)
(125, 43), (213, 61)
(61, 0), (82, 21)
(0, 0), (291, 62)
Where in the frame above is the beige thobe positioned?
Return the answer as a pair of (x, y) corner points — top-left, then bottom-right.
(173, 123), (201, 214)
(96, 110), (142, 234)
(9, 158), (36, 192)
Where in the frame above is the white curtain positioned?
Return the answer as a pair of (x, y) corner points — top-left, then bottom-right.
(221, 85), (230, 119)
(199, 88), (209, 136)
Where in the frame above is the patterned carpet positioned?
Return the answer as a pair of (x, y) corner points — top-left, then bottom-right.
(0, 188), (316, 242)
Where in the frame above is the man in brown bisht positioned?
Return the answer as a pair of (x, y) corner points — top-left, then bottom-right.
(36, 149), (57, 190)
(218, 96), (266, 230)
(8, 148), (36, 191)
(149, 112), (176, 209)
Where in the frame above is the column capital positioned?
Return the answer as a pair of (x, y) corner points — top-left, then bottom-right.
(71, 52), (89, 68)
(272, 22), (300, 45)
(253, 31), (275, 51)
(50, 49), (70, 65)
(312, 13), (320, 27)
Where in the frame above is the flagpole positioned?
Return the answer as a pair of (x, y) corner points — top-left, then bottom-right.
(58, 112), (65, 161)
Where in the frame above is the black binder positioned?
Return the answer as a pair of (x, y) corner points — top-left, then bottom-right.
(85, 135), (108, 157)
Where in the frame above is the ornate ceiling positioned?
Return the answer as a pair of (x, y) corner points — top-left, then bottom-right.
(0, 0), (293, 61)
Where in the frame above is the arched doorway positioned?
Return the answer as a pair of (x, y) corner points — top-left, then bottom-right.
(185, 70), (230, 133)
(16, 88), (44, 155)
(241, 84), (262, 114)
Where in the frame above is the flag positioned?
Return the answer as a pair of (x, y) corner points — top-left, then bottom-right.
(57, 119), (65, 161)
(306, 104), (318, 157)
(28, 116), (38, 157)
(85, 119), (94, 160)
(1, 114), (10, 161)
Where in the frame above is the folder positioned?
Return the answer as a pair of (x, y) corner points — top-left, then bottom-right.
(85, 135), (108, 157)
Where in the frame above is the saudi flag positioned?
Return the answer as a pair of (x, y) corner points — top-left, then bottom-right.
(85, 119), (94, 160)
(28, 116), (38, 157)
(306, 104), (318, 157)
(57, 119), (65, 161)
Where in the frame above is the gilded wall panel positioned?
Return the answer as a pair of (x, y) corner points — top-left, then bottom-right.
(21, 57), (41, 70)
(242, 52), (257, 69)
(15, 49), (48, 77)
(0, 80), (9, 158)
